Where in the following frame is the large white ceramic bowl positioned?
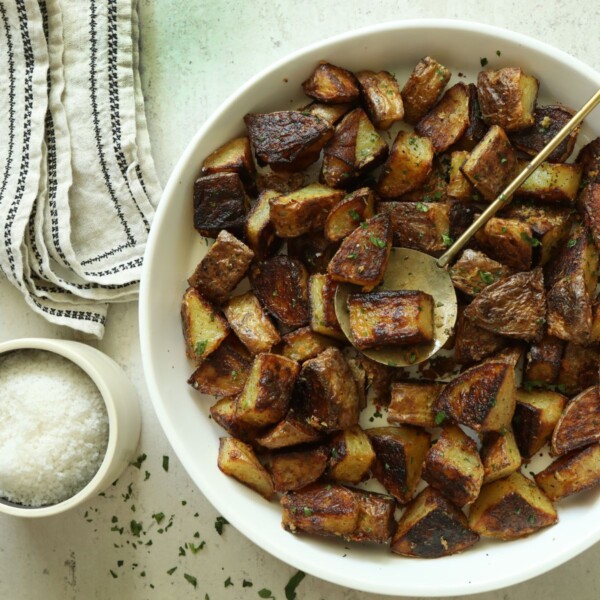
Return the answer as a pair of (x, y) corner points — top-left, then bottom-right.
(140, 20), (600, 596)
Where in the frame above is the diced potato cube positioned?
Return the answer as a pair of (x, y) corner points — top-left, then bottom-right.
(474, 217), (533, 271)
(254, 413), (322, 450)
(302, 61), (360, 104)
(576, 137), (600, 183)
(210, 397), (262, 443)
(329, 425), (376, 484)
(388, 382), (444, 428)
(447, 151), (477, 200)
(516, 160), (582, 204)
(302, 101), (352, 125)
(244, 189), (280, 260)
(346, 488), (396, 544)
(308, 273), (345, 340)
(324, 187), (376, 242)
(454, 307), (507, 365)
(480, 428), (522, 484)
(449, 249), (511, 297)
(269, 447), (328, 492)
(201, 136), (256, 190)
(281, 326), (338, 362)
(557, 343), (599, 395)
(356, 70), (404, 129)
(287, 231), (337, 275)
(342, 347), (393, 409)
(524, 334), (564, 386)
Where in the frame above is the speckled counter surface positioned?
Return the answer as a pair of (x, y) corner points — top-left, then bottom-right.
(1, 1), (600, 599)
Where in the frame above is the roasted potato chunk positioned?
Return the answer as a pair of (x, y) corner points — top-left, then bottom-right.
(201, 136), (256, 190)
(356, 70), (404, 129)
(401, 56), (451, 125)
(187, 231), (254, 304)
(480, 428), (522, 484)
(210, 397), (262, 443)
(449, 249), (511, 297)
(347, 488), (396, 544)
(577, 137), (600, 184)
(457, 83), (488, 150)
(244, 189), (280, 259)
(269, 446), (329, 492)
(476, 67), (539, 132)
(302, 101), (353, 125)
(181, 288), (229, 362)
(516, 160), (582, 204)
(342, 346), (393, 408)
(367, 425), (431, 504)
(254, 413), (322, 450)
(218, 437), (274, 500)
(524, 334), (564, 385)
(474, 217), (533, 271)
(327, 213), (392, 291)
(297, 347), (360, 432)
(287, 231), (338, 274)
(388, 382), (444, 428)
(302, 61), (360, 104)
(447, 150), (477, 200)
(423, 424), (484, 506)
(347, 290), (434, 350)
(391, 486), (479, 558)
(308, 273), (345, 340)
(324, 187), (376, 242)
(535, 444), (600, 501)
(463, 268), (546, 342)
(578, 182), (600, 250)
(281, 326), (338, 362)
(223, 292), (281, 355)
(454, 308), (507, 365)
(329, 425), (376, 484)
(551, 386), (600, 455)
(557, 343), (600, 395)
(256, 170), (307, 194)
(377, 131), (434, 199)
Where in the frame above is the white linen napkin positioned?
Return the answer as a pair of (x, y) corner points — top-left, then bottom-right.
(0, 0), (161, 338)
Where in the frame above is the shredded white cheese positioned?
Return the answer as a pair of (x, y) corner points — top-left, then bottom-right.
(0, 349), (109, 507)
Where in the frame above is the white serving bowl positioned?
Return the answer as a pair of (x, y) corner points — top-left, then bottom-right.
(0, 338), (141, 518)
(140, 19), (600, 597)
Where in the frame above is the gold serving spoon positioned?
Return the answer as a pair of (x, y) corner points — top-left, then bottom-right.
(335, 88), (600, 367)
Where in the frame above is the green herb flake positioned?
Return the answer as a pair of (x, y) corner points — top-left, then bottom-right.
(258, 590), (276, 599)
(130, 520), (143, 537)
(347, 252), (358, 260)
(303, 507), (313, 516)
(162, 455), (170, 472)
(441, 233), (453, 247)
(189, 541), (206, 554)
(231, 370), (238, 380)
(349, 209), (361, 221)
(496, 50), (502, 56)
(144, 470), (151, 481)
(131, 453), (147, 469)
(194, 340), (208, 357)
(224, 577), (234, 587)
(434, 411), (447, 426)
(567, 238), (577, 248)
(152, 512), (165, 524)
(272, 289), (278, 297)
(500, 157), (507, 164)
(408, 352), (417, 364)
(416, 202), (429, 212)
(215, 516), (229, 535)
(110, 570), (118, 579)
(373, 409), (383, 419)
(330, 448), (338, 459)
(520, 232), (541, 247)
(369, 235), (386, 248)
(480, 57), (488, 67)
(285, 570), (306, 600)
(243, 579), (254, 588)
(184, 573), (198, 588)
(528, 514), (536, 525)
(478, 270), (496, 285)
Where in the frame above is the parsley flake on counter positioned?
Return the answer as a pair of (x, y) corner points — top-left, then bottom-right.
(152, 512), (165, 524)
(110, 570), (118, 579)
(144, 470), (151, 481)
(130, 520), (143, 537)
(243, 579), (253, 587)
(224, 577), (234, 587)
(162, 455), (170, 472)
(131, 453), (147, 469)
(184, 573), (198, 588)
(167, 567), (177, 576)
(258, 590), (276, 599)
(480, 57), (488, 67)
(215, 515), (229, 535)
(189, 541), (206, 554)
(284, 570), (306, 600)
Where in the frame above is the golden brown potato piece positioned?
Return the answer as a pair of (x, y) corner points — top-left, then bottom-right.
(516, 160), (582, 205)
(391, 486), (479, 558)
(297, 347), (361, 432)
(535, 444), (600, 501)
(210, 397), (263, 443)
(510, 105), (579, 162)
(449, 249), (511, 297)
(269, 447), (329, 492)
(329, 425), (376, 484)
(454, 309), (507, 365)
(302, 101), (353, 125)
(254, 413), (322, 450)
(302, 61), (360, 104)
(342, 346), (393, 408)
(476, 67), (539, 132)
(269, 183), (345, 238)
(577, 137), (600, 184)
(181, 288), (229, 362)
(201, 136), (256, 190)
(434, 360), (516, 433)
(480, 429), (522, 484)
(578, 182), (600, 250)
(193, 172), (249, 237)
(447, 150), (477, 200)
(557, 343), (600, 395)
(250, 256), (309, 328)
(255, 170), (307, 195)
(346, 488), (396, 544)
(377, 201), (451, 256)
(187, 231), (254, 304)
(244, 189), (280, 260)
(287, 231), (338, 275)
(218, 437), (274, 500)
(347, 290), (434, 350)
(308, 273), (345, 341)
(552, 386), (600, 455)
(327, 213), (392, 291)
(244, 110), (332, 171)
(512, 389), (567, 458)
(486, 346), (524, 368)
(281, 326), (339, 363)
(222, 292), (281, 355)
(324, 187), (376, 242)
(457, 83), (488, 150)
(401, 56), (451, 125)
(356, 70), (404, 129)
(474, 217), (533, 271)
(367, 425), (431, 504)
(321, 108), (388, 188)
(388, 382), (444, 428)
(399, 155), (450, 203)
(423, 424), (484, 506)
(469, 471), (557, 540)
(461, 125), (519, 202)
(524, 334), (564, 386)
(463, 268), (546, 343)
(377, 131), (434, 199)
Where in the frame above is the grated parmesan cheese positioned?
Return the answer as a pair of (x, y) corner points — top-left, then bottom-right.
(0, 349), (109, 507)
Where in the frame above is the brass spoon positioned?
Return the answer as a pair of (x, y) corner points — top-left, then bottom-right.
(335, 88), (600, 367)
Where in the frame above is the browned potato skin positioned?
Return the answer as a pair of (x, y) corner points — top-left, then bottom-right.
(454, 309), (507, 364)
(535, 444), (600, 501)
(463, 268), (546, 343)
(329, 425), (376, 484)
(415, 83), (471, 153)
(551, 386), (600, 455)
(480, 429), (522, 484)
(210, 397), (263, 443)
(449, 249), (511, 297)
(449, 201), (478, 241)
(347, 488), (396, 544)
(391, 486), (479, 558)
(577, 137), (600, 184)
(476, 67), (539, 132)
(324, 187), (376, 242)
(388, 382), (444, 428)
(327, 213), (392, 291)
(201, 136), (256, 190)
(342, 347), (393, 408)
(557, 343), (600, 395)
(193, 172), (249, 237)
(524, 334), (564, 385)
(288, 232), (339, 275)
(255, 171), (306, 195)
(515, 160), (582, 205)
(475, 217), (533, 272)
(281, 326), (339, 363)
(356, 70), (404, 129)
(578, 183), (600, 250)
(188, 231), (254, 304)
(297, 347), (361, 432)
(308, 273), (345, 340)
(347, 290), (434, 349)
(302, 62), (360, 104)
(399, 155), (450, 203)
(269, 447), (329, 492)
(456, 83), (487, 151)
(423, 425), (484, 506)
(401, 57), (451, 125)
(244, 189), (281, 260)
(302, 101), (353, 125)
(254, 413), (322, 450)
(468, 471), (557, 540)
(447, 151), (477, 200)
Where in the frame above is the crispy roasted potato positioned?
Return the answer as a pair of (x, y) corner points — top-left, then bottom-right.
(356, 70), (404, 129)
(469, 471), (557, 540)
(447, 150), (477, 200)
(449, 249), (511, 297)
(577, 137), (600, 184)
(329, 425), (376, 484)
(324, 187), (376, 242)
(516, 160), (582, 204)
(457, 83), (488, 150)
(269, 446), (329, 492)
(449, 200), (478, 241)
(302, 101), (353, 125)
(388, 382), (444, 428)
(308, 273), (345, 340)
(474, 217), (533, 271)
(287, 231), (338, 274)
(551, 386), (600, 455)
(222, 292), (281, 355)
(463, 268), (546, 342)
(218, 437), (275, 500)
(254, 412), (322, 450)
(476, 67), (539, 131)
(391, 486), (479, 558)
(347, 290), (434, 350)
(524, 334), (564, 385)
(399, 155), (450, 203)
(201, 136), (256, 190)
(423, 424), (484, 506)
(401, 56), (451, 125)
(244, 189), (280, 259)
(558, 343), (600, 395)
(578, 182), (600, 250)
(181, 288), (229, 361)
(347, 488), (396, 544)
(281, 326), (339, 362)
(480, 428), (522, 484)
(377, 131), (434, 199)
(535, 444), (600, 501)
(210, 397), (263, 443)
(302, 61), (360, 104)
(367, 425), (431, 504)
(342, 346), (393, 408)
(255, 170), (307, 194)
(454, 308), (507, 364)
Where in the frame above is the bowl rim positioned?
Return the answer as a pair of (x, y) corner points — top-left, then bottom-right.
(0, 338), (117, 517)
(140, 18), (600, 596)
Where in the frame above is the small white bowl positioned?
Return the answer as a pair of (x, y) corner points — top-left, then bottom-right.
(0, 338), (141, 517)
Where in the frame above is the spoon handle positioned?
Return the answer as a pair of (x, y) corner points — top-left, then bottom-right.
(436, 87), (600, 269)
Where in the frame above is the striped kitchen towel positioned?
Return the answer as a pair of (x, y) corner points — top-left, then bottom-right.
(0, 0), (161, 338)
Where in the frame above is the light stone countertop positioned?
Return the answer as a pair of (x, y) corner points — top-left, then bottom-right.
(1, 1), (600, 599)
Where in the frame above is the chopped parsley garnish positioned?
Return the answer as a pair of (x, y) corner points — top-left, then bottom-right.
(152, 512), (165, 524)
(110, 570), (118, 579)
(416, 202), (429, 212)
(441, 233), (453, 247)
(347, 252), (358, 260)
(184, 573), (197, 588)
(243, 579), (253, 588)
(258, 590), (276, 599)
(215, 516), (229, 535)
(567, 238), (577, 248)
(408, 352), (417, 364)
(369, 235), (386, 248)
(231, 370), (238, 380)
(496, 50), (502, 56)
(434, 411), (447, 426)
(349, 209), (361, 221)
(478, 270), (496, 284)
(224, 577), (234, 587)
(162, 455), (170, 472)
(130, 520), (143, 537)
(330, 448), (338, 459)
(272, 289), (278, 296)
(285, 570), (306, 600)
(520, 231), (541, 247)
(303, 507), (314, 516)
(194, 340), (208, 357)
(188, 541), (205, 554)
(131, 453), (147, 469)
(480, 57), (488, 67)
(528, 514), (536, 525)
